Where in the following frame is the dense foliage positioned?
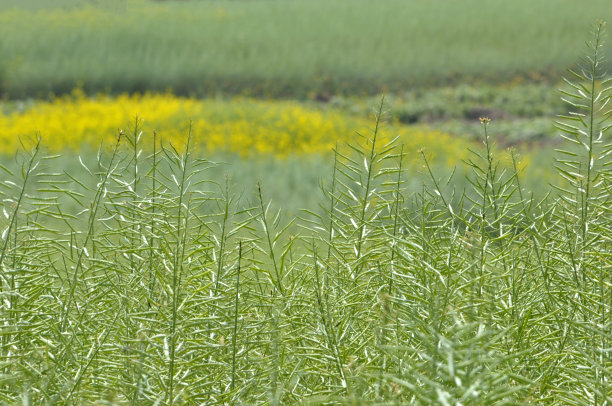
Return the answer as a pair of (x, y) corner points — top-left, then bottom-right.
(0, 26), (610, 404)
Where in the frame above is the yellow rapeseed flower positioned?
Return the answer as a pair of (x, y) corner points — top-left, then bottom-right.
(0, 92), (471, 173)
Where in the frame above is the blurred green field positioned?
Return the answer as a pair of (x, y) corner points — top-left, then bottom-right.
(0, 138), (556, 220)
(1, 0), (612, 98)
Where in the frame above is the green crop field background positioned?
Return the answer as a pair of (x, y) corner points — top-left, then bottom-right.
(1, 0), (612, 98)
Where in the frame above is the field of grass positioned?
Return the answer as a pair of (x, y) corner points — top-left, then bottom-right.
(0, 24), (611, 404)
(1, 0), (612, 98)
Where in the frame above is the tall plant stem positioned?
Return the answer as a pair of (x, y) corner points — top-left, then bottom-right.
(168, 124), (193, 405)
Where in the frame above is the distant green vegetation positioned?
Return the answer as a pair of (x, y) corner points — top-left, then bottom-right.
(1, 0), (612, 98)
(333, 83), (568, 146)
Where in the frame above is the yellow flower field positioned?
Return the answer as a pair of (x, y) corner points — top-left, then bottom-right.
(0, 91), (472, 168)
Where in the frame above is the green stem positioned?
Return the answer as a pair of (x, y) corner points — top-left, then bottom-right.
(168, 124), (192, 405)
(230, 241), (242, 392)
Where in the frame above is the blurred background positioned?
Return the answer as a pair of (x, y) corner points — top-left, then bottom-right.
(1, 0), (611, 211)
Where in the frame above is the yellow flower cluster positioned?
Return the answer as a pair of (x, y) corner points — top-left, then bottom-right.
(0, 91), (470, 168)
